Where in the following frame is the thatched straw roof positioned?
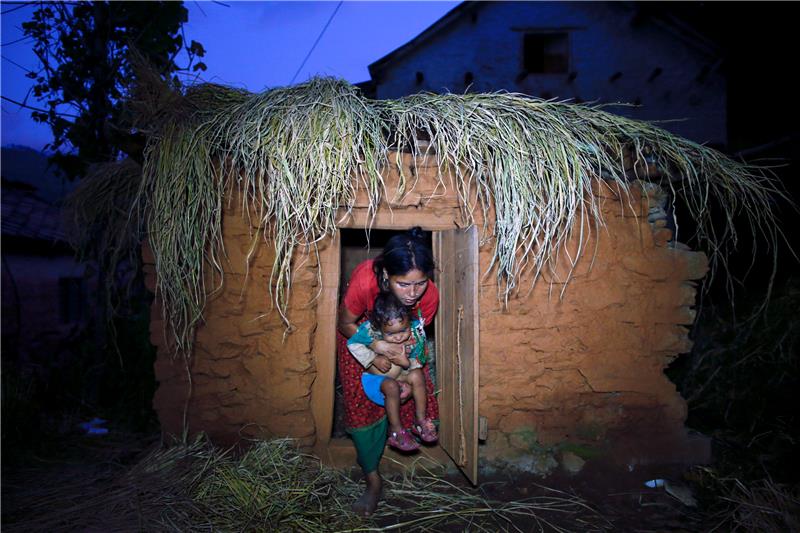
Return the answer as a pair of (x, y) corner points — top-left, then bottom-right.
(68, 77), (788, 354)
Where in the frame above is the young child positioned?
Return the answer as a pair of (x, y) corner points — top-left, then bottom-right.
(347, 292), (438, 451)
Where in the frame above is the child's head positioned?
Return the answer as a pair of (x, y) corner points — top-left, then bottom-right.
(370, 293), (412, 344)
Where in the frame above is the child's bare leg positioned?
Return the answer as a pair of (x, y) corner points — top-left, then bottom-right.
(380, 378), (403, 433)
(406, 369), (427, 422)
(407, 369), (438, 443)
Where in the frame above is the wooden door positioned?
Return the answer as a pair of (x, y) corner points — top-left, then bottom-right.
(311, 234), (341, 445)
(434, 226), (480, 485)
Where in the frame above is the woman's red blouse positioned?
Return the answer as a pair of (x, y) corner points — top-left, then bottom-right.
(342, 259), (439, 325)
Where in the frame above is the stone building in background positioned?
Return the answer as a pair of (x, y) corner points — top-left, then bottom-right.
(363, 2), (725, 148)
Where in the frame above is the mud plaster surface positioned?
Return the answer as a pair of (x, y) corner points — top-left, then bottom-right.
(148, 156), (708, 465)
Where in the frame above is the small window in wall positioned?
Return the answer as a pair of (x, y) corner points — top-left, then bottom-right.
(523, 32), (569, 74)
(59, 277), (85, 324)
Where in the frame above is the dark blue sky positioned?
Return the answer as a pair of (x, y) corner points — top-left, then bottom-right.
(1, 1), (457, 150)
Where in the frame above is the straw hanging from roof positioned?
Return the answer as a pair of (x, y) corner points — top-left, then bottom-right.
(68, 76), (791, 355)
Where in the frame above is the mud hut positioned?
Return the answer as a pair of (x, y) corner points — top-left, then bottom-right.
(76, 78), (781, 484)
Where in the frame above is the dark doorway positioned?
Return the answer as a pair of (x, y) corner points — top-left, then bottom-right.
(332, 228), (436, 438)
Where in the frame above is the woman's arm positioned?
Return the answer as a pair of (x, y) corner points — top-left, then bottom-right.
(338, 305), (393, 369)
(337, 305), (362, 339)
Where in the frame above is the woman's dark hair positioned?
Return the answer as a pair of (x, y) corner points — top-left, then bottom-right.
(373, 226), (435, 291)
(370, 292), (411, 331)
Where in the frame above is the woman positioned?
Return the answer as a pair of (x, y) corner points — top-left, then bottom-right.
(337, 226), (440, 516)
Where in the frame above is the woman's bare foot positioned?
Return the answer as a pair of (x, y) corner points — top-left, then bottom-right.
(352, 471), (383, 516)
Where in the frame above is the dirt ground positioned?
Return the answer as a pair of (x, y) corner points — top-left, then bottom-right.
(2, 427), (720, 532)
(2, 430), (161, 531)
(480, 461), (705, 531)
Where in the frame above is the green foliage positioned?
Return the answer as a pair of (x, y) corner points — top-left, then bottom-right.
(669, 277), (800, 481)
(22, 1), (206, 180)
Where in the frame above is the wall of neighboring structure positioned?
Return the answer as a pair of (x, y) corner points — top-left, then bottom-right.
(374, 2), (725, 146)
(149, 154), (707, 464)
(2, 252), (90, 367)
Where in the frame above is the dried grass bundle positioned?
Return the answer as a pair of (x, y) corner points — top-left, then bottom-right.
(68, 77), (790, 355)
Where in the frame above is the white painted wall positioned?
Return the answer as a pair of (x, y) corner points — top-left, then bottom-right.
(374, 2), (725, 146)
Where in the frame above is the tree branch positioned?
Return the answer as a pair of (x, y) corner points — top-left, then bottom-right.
(1, 95), (80, 118)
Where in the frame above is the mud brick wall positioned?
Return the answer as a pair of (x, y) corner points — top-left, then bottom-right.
(146, 197), (320, 447)
(478, 180), (708, 464)
(147, 156), (708, 465)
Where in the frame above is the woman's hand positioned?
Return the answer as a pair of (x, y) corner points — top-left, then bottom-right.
(371, 355), (392, 373)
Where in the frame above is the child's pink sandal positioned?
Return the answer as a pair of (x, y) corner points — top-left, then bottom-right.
(387, 429), (419, 452)
(411, 418), (438, 444)
(398, 382), (412, 402)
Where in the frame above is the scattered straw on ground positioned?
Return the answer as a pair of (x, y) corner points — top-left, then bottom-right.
(3, 435), (608, 532)
(706, 476), (800, 532)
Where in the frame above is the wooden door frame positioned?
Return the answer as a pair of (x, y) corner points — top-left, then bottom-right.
(310, 208), (468, 447)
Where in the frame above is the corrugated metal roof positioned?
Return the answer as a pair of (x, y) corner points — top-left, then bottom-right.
(1, 184), (67, 243)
